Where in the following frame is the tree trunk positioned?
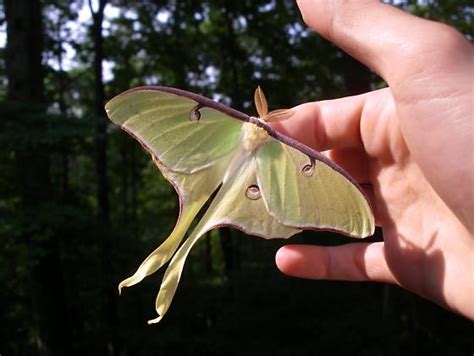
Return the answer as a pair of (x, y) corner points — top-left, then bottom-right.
(216, 3), (246, 282)
(91, 0), (110, 225)
(55, 16), (70, 200)
(5, 1), (72, 355)
(89, 1), (120, 355)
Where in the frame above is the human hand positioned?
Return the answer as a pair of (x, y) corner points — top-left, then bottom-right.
(272, 0), (474, 319)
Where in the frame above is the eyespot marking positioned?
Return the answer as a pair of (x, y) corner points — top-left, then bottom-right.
(302, 161), (315, 177)
(189, 105), (202, 122)
(245, 185), (261, 200)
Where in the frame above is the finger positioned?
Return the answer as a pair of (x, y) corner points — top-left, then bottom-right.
(295, 0), (465, 82)
(275, 242), (395, 284)
(270, 90), (379, 152)
(327, 147), (370, 183)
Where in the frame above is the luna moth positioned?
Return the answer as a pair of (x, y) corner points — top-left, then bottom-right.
(105, 86), (374, 324)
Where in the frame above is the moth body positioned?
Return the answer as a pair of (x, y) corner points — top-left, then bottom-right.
(241, 121), (270, 151)
(105, 85), (375, 324)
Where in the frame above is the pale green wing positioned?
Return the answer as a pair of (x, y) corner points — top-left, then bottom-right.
(105, 87), (246, 292)
(105, 88), (243, 174)
(107, 86), (375, 325)
(118, 156), (231, 293)
(147, 155), (300, 324)
(256, 139), (374, 238)
(203, 154), (301, 239)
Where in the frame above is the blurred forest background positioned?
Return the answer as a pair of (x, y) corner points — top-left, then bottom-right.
(0, 0), (472, 355)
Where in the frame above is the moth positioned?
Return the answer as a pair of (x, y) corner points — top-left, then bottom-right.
(105, 86), (374, 324)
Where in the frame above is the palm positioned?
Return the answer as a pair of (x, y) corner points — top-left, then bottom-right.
(344, 88), (471, 311)
(273, 83), (473, 318)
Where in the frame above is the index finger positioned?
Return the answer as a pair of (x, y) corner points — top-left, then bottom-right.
(270, 95), (363, 151)
(269, 88), (388, 152)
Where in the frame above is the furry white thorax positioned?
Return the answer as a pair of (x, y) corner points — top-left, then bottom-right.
(241, 119), (270, 151)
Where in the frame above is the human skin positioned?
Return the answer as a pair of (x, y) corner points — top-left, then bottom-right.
(272, 0), (474, 319)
